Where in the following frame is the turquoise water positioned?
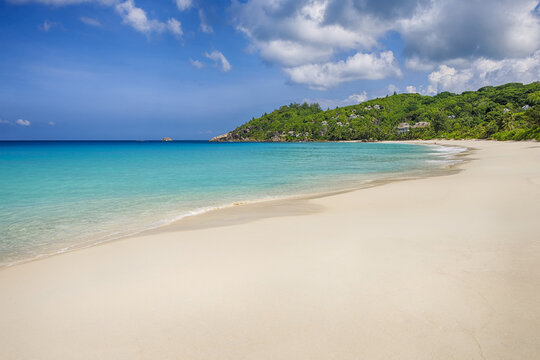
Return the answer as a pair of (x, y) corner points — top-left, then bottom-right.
(0, 141), (462, 266)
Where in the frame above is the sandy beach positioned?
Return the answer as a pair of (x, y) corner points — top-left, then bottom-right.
(1, 140), (539, 359)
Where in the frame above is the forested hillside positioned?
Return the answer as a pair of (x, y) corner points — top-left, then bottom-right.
(211, 82), (540, 142)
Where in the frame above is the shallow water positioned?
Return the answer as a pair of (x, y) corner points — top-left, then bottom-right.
(0, 141), (463, 266)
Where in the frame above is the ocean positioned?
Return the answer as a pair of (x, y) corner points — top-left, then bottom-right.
(0, 141), (463, 266)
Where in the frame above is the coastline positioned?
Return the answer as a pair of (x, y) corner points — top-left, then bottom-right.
(1, 140), (539, 359)
(146, 143), (469, 234)
(0, 141), (467, 269)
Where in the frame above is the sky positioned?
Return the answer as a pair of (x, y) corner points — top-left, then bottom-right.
(1, 0), (539, 140)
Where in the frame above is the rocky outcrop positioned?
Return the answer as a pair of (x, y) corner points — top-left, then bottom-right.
(209, 133), (233, 142)
(210, 129), (256, 142)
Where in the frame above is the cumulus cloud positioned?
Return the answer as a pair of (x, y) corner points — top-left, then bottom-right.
(426, 50), (540, 94)
(12, 0), (540, 92)
(406, 85), (417, 93)
(285, 51), (401, 89)
(426, 65), (472, 94)
(16, 119), (31, 126)
(255, 40), (334, 68)
(231, 0), (405, 87)
(80, 16), (101, 27)
(233, 0), (540, 89)
(204, 51), (231, 72)
(233, 0), (386, 67)
(306, 91), (368, 109)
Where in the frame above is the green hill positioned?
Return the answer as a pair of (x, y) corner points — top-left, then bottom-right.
(211, 82), (540, 142)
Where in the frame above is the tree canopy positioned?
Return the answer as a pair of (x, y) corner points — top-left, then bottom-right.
(214, 82), (540, 142)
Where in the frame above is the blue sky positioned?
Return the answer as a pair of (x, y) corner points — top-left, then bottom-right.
(1, 0), (539, 140)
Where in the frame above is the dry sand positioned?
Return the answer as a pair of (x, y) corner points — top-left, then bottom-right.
(0, 140), (539, 360)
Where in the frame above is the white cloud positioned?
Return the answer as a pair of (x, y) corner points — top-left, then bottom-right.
(198, 9), (213, 33)
(48, 121), (56, 126)
(0, 119), (10, 124)
(16, 119), (31, 126)
(233, 0), (387, 68)
(13, 0), (540, 92)
(175, 0), (192, 11)
(255, 39), (334, 68)
(14, 0), (183, 38)
(234, 0), (540, 89)
(426, 50), (540, 94)
(405, 85), (417, 93)
(190, 59), (204, 69)
(115, 0), (164, 33)
(113, 0), (183, 38)
(80, 16), (101, 27)
(346, 92), (368, 103)
(284, 51), (401, 90)
(167, 18), (183, 37)
(204, 51), (231, 72)
(426, 65), (472, 94)
(306, 91), (368, 109)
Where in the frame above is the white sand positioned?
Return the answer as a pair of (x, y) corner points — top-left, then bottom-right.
(0, 140), (539, 359)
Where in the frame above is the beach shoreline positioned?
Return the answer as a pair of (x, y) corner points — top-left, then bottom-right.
(1, 139), (539, 359)
(146, 141), (470, 235)
(0, 141), (468, 269)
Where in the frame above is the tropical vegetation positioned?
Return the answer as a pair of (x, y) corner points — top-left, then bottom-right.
(212, 82), (540, 142)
